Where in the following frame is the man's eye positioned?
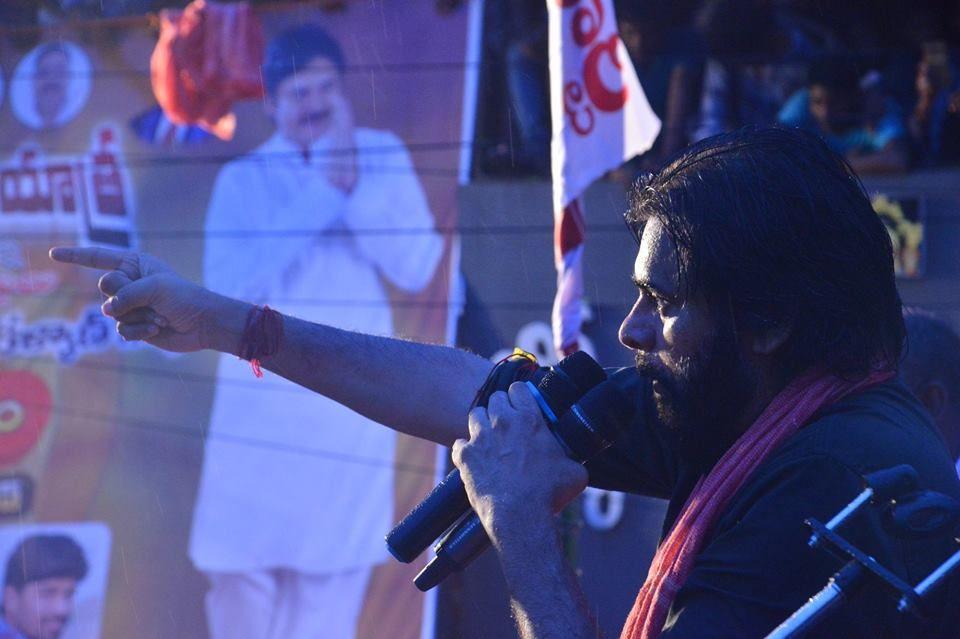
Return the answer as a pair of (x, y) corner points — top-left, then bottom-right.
(656, 298), (674, 314)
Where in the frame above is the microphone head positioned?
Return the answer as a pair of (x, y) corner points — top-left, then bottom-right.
(552, 380), (634, 462)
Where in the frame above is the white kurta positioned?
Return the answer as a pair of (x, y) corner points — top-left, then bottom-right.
(190, 128), (443, 574)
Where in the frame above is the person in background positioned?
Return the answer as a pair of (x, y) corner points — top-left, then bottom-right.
(0, 534), (88, 639)
(902, 310), (960, 470)
(908, 41), (960, 167)
(689, 0), (835, 142)
(190, 23), (443, 639)
(615, 2), (703, 172)
(778, 56), (910, 174)
(488, 0), (550, 175)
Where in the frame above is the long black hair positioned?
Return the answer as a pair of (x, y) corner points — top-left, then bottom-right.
(626, 126), (905, 378)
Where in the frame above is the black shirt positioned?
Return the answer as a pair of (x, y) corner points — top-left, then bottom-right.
(586, 368), (960, 638)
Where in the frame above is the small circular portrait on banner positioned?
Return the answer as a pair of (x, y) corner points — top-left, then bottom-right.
(11, 41), (92, 130)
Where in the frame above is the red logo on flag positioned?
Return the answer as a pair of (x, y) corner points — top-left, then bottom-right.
(558, 0), (629, 137)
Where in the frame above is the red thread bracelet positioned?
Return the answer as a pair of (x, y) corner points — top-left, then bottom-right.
(239, 305), (284, 378)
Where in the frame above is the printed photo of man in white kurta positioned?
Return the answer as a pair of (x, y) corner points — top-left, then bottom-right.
(190, 24), (443, 639)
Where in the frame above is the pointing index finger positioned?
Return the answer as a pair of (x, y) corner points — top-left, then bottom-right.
(49, 246), (131, 271)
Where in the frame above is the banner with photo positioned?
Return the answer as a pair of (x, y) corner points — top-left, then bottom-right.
(0, 3), (471, 638)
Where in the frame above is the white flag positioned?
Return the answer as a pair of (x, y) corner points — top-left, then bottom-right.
(548, 0), (661, 355)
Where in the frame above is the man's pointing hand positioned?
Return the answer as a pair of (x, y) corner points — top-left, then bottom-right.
(49, 246), (228, 353)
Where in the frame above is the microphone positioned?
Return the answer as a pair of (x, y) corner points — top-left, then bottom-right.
(413, 379), (635, 591)
(386, 352), (607, 564)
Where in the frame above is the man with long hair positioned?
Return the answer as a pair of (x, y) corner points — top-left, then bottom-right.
(50, 127), (960, 637)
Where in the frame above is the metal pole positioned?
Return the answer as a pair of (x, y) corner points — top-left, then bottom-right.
(766, 563), (863, 639)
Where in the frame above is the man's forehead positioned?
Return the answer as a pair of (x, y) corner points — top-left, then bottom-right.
(278, 57), (339, 91)
(633, 219), (679, 292)
(32, 576), (77, 591)
(296, 57), (338, 79)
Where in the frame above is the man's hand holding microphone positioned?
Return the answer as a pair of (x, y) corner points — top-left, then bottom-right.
(455, 382), (590, 558)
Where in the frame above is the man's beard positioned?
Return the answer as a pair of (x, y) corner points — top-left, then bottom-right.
(636, 322), (756, 472)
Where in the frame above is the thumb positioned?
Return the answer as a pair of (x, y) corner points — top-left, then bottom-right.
(104, 276), (159, 317)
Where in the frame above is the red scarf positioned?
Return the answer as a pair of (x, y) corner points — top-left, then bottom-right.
(620, 368), (894, 639)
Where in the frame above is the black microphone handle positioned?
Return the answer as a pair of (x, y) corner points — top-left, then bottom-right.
(386, 468), (469, 563)
(414, 513), (488, 591)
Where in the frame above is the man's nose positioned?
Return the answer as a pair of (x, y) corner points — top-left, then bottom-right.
(299, 86), (323, 107)
(619, 306), (657, 353)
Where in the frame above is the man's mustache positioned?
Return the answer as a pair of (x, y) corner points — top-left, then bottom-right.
(635, 354), (677, 391)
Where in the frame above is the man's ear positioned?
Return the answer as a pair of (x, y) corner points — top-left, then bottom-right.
(918, 380), (949, 419)
(750, 319), (793, 356)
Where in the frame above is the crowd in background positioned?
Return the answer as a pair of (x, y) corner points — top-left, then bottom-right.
(2, 0), (958, 178)
(477, 0), (960, 178)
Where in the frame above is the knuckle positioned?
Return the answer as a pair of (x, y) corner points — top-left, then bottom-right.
(488, 390), (508, 406)
(451, 439), (469, 465)
(468, 406), (489, 427)
(459, 443), (477, 464)
(470, 425), (489, 443)
(488, 411), (508, 430)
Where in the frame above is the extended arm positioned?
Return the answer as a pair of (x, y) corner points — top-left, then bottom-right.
(206, 297), (490, 445)
(49, 246), (491, 446)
